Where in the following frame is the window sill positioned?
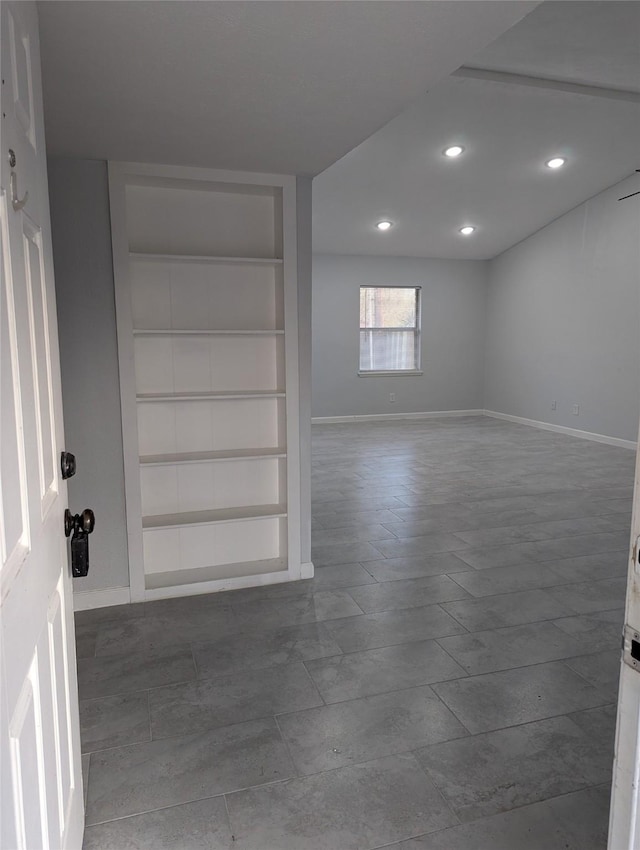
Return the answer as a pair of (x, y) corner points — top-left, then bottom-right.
(358, 370), (424, 377)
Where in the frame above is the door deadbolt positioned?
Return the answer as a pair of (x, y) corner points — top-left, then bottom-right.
(61, 451), (76, 480)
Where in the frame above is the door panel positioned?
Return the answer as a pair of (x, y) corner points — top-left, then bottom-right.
(1, 3), (84, 848)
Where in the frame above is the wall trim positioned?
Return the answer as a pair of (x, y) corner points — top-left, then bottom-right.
(312, 409), (485, 424)
(484, 410), (638, 451)
(73, 586), (132, 612)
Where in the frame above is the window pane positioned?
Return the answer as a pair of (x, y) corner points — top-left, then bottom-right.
(360, 330), (417, 371)
(360, 287), (417, 329)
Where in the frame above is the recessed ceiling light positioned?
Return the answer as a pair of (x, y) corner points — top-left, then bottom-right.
(376, 220), (393, 231)
(459, 226), (475, 236)
(545, 157), (566, 169)
(444, 145), (465, 158)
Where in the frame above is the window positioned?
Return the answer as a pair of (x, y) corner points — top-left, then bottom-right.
(359, 286), (422, 374)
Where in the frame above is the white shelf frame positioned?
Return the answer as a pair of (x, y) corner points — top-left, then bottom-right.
(129, 252), (283, 265)
(109, 161), (303, 602)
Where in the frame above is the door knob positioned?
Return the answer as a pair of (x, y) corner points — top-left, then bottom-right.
(64, 508), (95, 537)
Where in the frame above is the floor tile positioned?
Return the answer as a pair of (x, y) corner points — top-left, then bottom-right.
(80, 692), (150, 753)
(93, 607), (238, 656)
(414, 715), (610, 821)
(193, 622), (342, 679)
(545, 550), (629, 582)
(75, 603), (145, 628)
(370, 533), (469, 559)
(453, 533), (629, 571)
(149, 663), (323, 738)
(232, 590), (364, 629)
(75, 624), (98, 659)
(346, 575), (470, 614)
(315, 509), (410, 529)
(305, 563), (377, 589)
(552, 609), (623, 651)
(83, 797), (233, 850)
(276, 685), (467, 775)
(437, 621), (584, 675)
(305, 640), (466, 703)
(225, 753), (458, 850)
(364, 553), (469, 582)
(450, 564), (566, 597)
(395, 785), (609, 850)
(313, 496), (409, 516)
(77, 648), (196, 700)
(565, 650), (621, 701)
(326, 605), (466, 653)
(544, 577), (626, 614)
(311, 541), (385, 567)
(569, 702), (617, 766)
(433, 661), (609, 734)
(85, 717), (295, 825)
(312, 524), (397, 545)
(441, 589), (574, 631)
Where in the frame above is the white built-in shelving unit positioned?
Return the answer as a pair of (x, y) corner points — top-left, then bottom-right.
(109, 163), (308, 601)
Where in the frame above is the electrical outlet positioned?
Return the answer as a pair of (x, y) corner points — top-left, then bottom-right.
(572, 404), (580, 415)
(389, 393), (396, 403)
(551, 400), (557, 411)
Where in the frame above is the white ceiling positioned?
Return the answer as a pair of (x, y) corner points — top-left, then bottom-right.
(313, 1), (640, 260)
(37, 0), (536, 176)
(467, 0), (640, 93)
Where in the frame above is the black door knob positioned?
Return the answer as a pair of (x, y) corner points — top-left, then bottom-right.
(64, 508), (95, 538)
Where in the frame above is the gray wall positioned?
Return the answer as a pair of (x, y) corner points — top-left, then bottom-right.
(49, 158), (130, 592)
(484, 175), (640, 443)
(312, 254), (488, 417)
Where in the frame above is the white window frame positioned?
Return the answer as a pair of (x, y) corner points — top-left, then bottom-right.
(358, 285), (423, 376)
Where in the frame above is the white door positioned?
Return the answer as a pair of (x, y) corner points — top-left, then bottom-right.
(609, 428), (640, 849)
(1, 3), (84, 849)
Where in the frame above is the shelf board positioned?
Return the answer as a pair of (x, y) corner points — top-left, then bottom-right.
(136, 390), (285, 402)
(145, 558), (287, 592)
(142, 503), (288, 530)
(130, 252), (283, 266)
(140, 448), (287, 466)
(133, 329), (284, 336)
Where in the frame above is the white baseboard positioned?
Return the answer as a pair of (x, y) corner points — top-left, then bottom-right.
(73, 586), (131, 611)
(484, 410), (638, 451)
(312, 409), (484, 424)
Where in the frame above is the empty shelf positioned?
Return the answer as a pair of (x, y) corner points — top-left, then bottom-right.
(136, 390), (285, 402)
(142, 504), (288, 529)
(133, 329), (284, 336)
(130, 252), (283, 265)
(145, 558), (288, 591)
(140, 448), (287, 465)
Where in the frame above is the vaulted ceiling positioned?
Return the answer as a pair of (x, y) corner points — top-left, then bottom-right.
(313, 1), (640, 259)
(37, 0), (536, 176)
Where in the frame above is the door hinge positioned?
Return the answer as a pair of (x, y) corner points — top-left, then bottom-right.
(622, 624), (640, 672)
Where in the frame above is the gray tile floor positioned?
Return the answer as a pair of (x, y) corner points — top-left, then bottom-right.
(77, 416), (634, 849)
